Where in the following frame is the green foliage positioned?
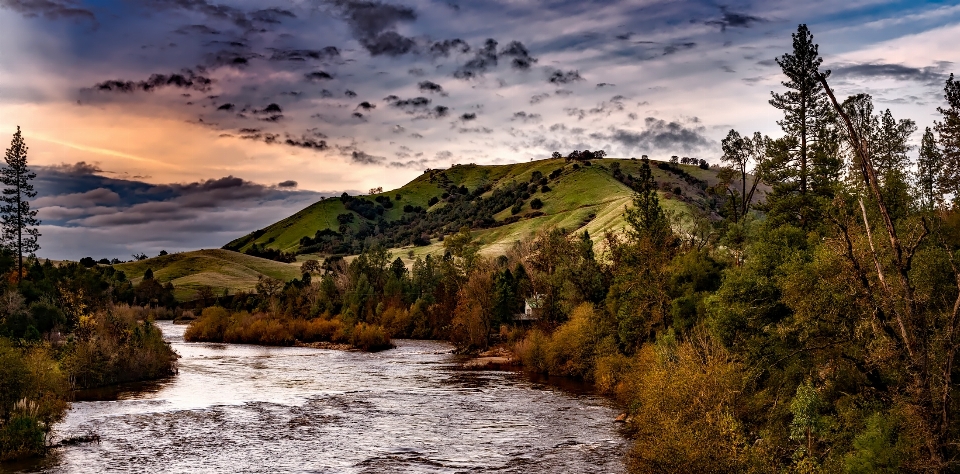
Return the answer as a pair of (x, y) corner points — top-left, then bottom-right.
(0, 340), (69, 461)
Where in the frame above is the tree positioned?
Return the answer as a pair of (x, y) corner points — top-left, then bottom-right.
(1, 127), (40, 277)
(769, 24), (833, 197)
(936, 74), (960, 203)
(917, 127), (942, 210)
(625, 159), (671, 244)
(720, 129), (767, 222)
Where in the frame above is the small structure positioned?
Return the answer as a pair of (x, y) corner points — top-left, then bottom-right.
(515, 294), (544, 321)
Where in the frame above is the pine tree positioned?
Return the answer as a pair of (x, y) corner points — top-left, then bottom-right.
(917, 127), (942, 210)
(1, 127), (40, 277)
(935, 74), (960, 204)
(769, 24), (833, 196)
(625, 158), (670, 244)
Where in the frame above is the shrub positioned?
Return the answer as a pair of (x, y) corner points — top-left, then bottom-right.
(0, 340), (69, 461)
(515, 329), (549, 372)
(530, 198), (544, 210)
(62, 306), (177, 389)
(511, 203), (523, 215)
(350, 323), (393, 352)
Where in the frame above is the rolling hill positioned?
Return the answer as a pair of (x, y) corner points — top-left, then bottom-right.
(113, 249), (303, 301)
(226, 157), (753, 261)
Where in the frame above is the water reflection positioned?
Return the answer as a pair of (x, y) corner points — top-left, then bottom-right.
(7, 321), (626, 473)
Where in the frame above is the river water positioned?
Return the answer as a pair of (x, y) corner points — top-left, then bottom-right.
(8, 321), (626, 473)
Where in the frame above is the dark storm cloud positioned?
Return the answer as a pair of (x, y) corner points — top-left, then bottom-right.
(238, 128), (328, 150)
(357, 101), (376, 110)
(599, 117), (712, 153)
(548, 69), (583, 84)
(705, 7), (764, 31)
(388, 96), (431, 110)
(305, 71), (334, 81)
(454, 39), (498, 79)
(174, 24), (220, 35)
(88, 70), (212, 93)
(145, 0), (251, 29)
(831, 61), (952, 85)
(351, 150), (386, 164)
(250, 7), (295, 24)
(460, 112), (476, 121)
(33, 164), (326, 257)
(499, 41), (537, 70)
(418, 81), (444, 93)
(331, 0), (418, 56)
(529, 93), (550, 105)
(0, 0), (95, 22)
(269, 47), (340, 62)
(217, 103), (234, 111)
(663, 42), (696, 55)
(429, 38), (470, 57)
(512, 111), (541, 123)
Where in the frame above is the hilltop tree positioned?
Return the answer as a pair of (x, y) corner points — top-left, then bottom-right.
(625, 159), (671, 244)
(1, 127), (40, 277)
(936, 74), (960, 203)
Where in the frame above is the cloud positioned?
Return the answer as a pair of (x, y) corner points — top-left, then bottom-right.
(174, 24), (220, 35)
(357, 101), (376, 111)
(88, 70), (212, 93)
(270, 47), (340, 61)
(499, 40), (537, 70)
(350, 150), (386, 164)
(251, 7), (296, 24)
(598, 117), (713, 154)
(460, 112), (476, 121)
(418, 80), (444, 93)
(830, 61), (952, 85)
(31, 164), (329, 259)
(305, 71), (335, 81)
(332, 0), (418, 56)
(277, 180), (298, 188)
(429, 38), (470, 57)
(35, 188), (121, 208)
(511, 111), (541, 123)
(145, 0), (252, 29)
(388, 96), (431, 110)
(0, 0), (96, 23)
(454, 38), (498, 79)
(217, 103), (234, 111)
(705, 7), (764, 31)
(529, 93), (550, 104)
(548, 69), (583, 84)
(663, 42), (696, 55)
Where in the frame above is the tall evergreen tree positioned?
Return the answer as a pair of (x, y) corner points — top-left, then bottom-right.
(1, 127), (40, 277)
(769, 24), (832, 197)
(625, 158), (670, 244)
(935, 74), (960, 204)
(917, 127), (942, 210)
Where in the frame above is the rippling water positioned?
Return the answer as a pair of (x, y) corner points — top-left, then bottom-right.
(8, 321), (626, 473)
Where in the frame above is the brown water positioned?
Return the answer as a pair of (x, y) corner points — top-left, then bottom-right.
(8, 321), (626, 473)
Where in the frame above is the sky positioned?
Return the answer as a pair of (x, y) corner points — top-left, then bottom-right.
(0, 0), (958, 260)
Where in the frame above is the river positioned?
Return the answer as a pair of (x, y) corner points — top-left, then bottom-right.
(8, 321), (627, 473)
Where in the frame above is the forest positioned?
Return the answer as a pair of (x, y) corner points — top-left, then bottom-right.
(186, 24), (960, 472)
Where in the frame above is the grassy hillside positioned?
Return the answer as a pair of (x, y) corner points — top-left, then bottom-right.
(227, 158), (760, 260)
(114, 249), (302, 301)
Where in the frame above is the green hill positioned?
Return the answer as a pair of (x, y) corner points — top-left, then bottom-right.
(226, 158), (756, 261)
(114, 249), (303, 301)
